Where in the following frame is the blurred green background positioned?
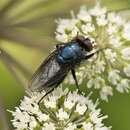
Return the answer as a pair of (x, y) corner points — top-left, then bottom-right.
(0, 0), (130, 130)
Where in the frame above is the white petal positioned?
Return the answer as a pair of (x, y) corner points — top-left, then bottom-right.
(121, 47), (130, 60)
(75, 103), (87, 115)
(124, 64), (130, 77)
(56, 108), (69, 120)
(122, 22), (130, 40)
(77, 6), (92, 22)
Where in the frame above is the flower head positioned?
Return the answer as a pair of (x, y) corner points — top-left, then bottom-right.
(56, 1), (130, 101)
(10, 87), (110, 130)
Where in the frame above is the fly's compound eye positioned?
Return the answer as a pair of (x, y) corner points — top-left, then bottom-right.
(74, 36), (96, 52)
(83, 38), (93, 52)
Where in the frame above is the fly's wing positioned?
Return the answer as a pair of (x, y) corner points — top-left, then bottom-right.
(29, 49), (69, 92)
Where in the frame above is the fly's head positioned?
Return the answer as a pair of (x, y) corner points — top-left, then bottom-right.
(74, 35), (96, 52)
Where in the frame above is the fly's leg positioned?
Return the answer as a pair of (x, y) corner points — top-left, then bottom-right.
(38, 87), (55, 105)
(85, 48), (103, 60)
(71, 68), (82, 94)
(85, 53), (94, 59)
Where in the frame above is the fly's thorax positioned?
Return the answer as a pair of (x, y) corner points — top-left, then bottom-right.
(57, 42), (85, 64)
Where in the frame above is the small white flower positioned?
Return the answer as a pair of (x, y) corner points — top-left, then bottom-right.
(56, 33), (68, 42)
(64, 99), (75, 109)
(108, 70), (120, 85)
(20, 96), (39, 114)
(38, 112), (49, 122)
(109, 35), (122, 48)
(75, 103), (87, 115)
(96, 15), (108, 26)
(64, 74), (75, 85)
(95, 126), (111, 130)
(122, 22), (130, 40)
(43, 123), (56, 130)
(124, 64), (130, 77)
(29, 116), (37, 129)
(10, 87), (110, 130)
(82, 122), (93, 130)
(107, 12), (123, 26)
(94, 60), (105, 73)
(56, 108), (69, 120)
(64, 123), (76, 130)
(116, 79), (130, 93)
(44, 96), (57, 109)
(51, 87), (68, 99)
(81, 23), (95, 34)
(77, 6), (92, 22)
(104, 49), (117, 62)
(90, 109), (108, 125)
(28, 91), (46, 103)
(106, 23), (118, 35)
(56, 19), (72, 33)
(12, 120), (28, 130)
(121, 47), (130, 60)
(87, 79), (94, 88)
(56, 19), (78, 37)
(95, 77), (105, 89)
(89, 1), (107, 16)
(100, 86), (113, 102)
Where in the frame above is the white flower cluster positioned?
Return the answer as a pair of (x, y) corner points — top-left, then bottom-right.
(10, 88), (110, 130)
(56, 1), (130, 101)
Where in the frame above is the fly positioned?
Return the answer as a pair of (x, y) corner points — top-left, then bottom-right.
(29, 35), (98, 103)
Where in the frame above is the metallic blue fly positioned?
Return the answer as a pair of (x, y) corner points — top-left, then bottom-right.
(29, 36), (97, 102)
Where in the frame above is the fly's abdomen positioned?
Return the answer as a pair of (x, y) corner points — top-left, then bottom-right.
(57, 42), (84, 64)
